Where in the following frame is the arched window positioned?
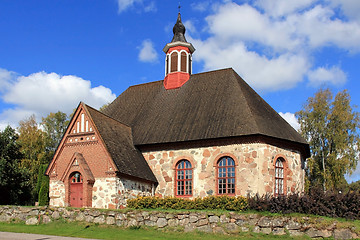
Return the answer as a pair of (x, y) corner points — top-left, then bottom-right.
(275, 158), (284, 196)
(170, 52), (178, 73)
(181, 51), (187, 72)
(175, 160), (192, 196)
(217, 156), (235, 195)
(71, 172), (83, 183)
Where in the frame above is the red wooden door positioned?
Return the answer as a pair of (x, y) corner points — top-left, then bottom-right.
(70, 172), (83, 207)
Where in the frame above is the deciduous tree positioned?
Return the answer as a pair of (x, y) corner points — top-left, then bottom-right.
(42, 111), (69, 154)
(0, 126), (31, 205)
(17, 115), (46, 196)
(296, 89), (360, 191)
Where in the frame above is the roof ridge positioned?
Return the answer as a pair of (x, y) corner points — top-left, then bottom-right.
(192, 67), (234, 77)
(128, 80), (163, 88)
(230, 70), (261, 134)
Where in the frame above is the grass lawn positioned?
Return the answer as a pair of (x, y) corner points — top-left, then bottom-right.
(0, 221), (311, 240)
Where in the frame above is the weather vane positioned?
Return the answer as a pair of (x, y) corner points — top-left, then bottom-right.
(178, 2), (181, 13)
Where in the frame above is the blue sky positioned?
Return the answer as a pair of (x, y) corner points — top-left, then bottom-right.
(0, 0), (359, 182)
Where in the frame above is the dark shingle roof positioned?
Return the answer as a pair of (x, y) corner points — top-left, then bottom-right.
(85, 104), (157, 183)
(103, 68), (308, 151)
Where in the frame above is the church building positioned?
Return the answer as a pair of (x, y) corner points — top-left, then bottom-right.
(46, 13), (309, 209)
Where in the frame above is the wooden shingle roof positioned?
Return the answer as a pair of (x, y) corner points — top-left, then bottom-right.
(85, 104), (157, 183)
(103, 68), (309, 153)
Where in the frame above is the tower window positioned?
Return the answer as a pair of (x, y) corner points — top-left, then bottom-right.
(171, 52), (178, 73)
(181, 52), (187, 72)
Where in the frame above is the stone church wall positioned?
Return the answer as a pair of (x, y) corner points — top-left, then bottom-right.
(49, 180), (66, 207)
(92, 177), (153, 209)
(143, 142), (304, 198)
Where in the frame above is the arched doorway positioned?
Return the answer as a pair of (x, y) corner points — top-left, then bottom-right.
(69, 172), (83, 207)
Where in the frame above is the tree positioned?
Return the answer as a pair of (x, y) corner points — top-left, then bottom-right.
(42, 111), (69, 154)
(296, 89), (360, 191)
(36, 164), (49, 205)
(0, 126), (31, 205)
(99, 102), (110, 112)
(17, 115), (47, 199)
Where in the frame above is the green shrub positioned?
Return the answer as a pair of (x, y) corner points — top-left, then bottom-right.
(247, 187), (360, 220)
(127, 195), (248, 211)
(37, 164), (49, 206)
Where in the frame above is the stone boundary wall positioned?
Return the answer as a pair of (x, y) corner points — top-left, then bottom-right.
(0, 206), (358, 239)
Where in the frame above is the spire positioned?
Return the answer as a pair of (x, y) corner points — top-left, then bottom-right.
(171, 12), (187, 43)
(162, 10), (195, 90)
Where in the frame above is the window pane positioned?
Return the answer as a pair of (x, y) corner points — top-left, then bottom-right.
(171, 52), (178, 72)
(181, 52), (187, 72)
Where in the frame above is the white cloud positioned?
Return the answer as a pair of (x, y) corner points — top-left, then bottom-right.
(291, 5), (360, 50)
(191, 1), (212, 12)
(279, 112), (300, 131)
(205, 3), (301, 52)
(138, 39), (158, 63)
(327, 0), (360, 21)
(116, 0), (156, 13)
(144, 1), (156, 12)
(0, 69), (116, 129)
(188, 1), (360, 92)
(191, 37), (309, 91)
(0, 68), (16, 92)
(254, 0), (316, 17)
(308, 66), (347, 86)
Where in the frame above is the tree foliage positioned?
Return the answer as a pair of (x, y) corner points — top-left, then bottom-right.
(17, 115), (47, 197)
(296, 89), (360, 191)
(36, 164), (49, 206)
(0, 126), (32, 205)
(42, 111), (69, 153)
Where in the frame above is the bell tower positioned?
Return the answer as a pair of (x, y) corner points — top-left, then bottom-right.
(163, 12), (195, 90)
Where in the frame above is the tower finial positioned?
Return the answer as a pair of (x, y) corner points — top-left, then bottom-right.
(178, 3), (181, 13)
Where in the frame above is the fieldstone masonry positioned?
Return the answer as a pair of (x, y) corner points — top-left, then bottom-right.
(50, 176), (152, 209)
(49, 180), (65, 207)
(0, 206), (358, 239)
(143, 142), (304, 197)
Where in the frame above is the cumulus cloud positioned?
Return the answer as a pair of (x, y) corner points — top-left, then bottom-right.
(254, 0), (316, 17)
(327, 0), (360, 21)
(0, 68), (16, 92)
(0, 69), (116, 129)
(138, 39), (158, 63)
(279, 112), (300, 131)
(117, 0), (156, 13)
(308, 66), (347, 86)
(191, 37), (309, 91)
(188, 1), (360, 91)
(191, 1), (212, 12)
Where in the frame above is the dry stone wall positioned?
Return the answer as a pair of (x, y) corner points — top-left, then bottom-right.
(0, 206), (358, 239)
(143, 142), (304, 198)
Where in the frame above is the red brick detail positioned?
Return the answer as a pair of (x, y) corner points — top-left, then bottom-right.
(168, 46), (191, 53)
(164, 72), (190, 90)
